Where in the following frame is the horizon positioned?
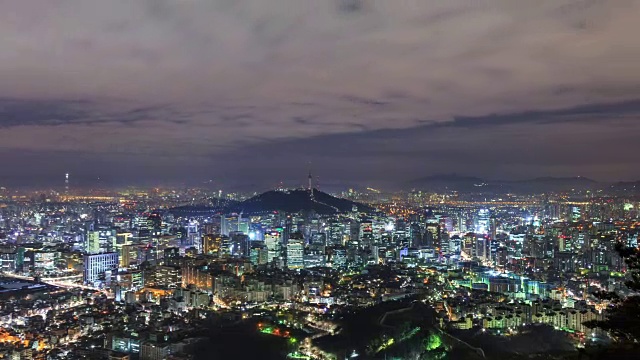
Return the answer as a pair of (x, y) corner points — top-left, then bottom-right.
(2, 172), (639, 193)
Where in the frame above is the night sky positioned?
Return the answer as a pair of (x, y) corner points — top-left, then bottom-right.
(1, 1), (639, 189)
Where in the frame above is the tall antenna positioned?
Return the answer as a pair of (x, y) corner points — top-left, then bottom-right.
(307, 161), (313, 190)
(308, 163), (314, 200)
(65, 172), (69, 195)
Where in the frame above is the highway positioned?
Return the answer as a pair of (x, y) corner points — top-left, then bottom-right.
(0, 271), (107, 292)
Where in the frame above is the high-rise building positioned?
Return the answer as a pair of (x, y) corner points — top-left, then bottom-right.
(86, 231), (100, 254)
(264, 230), (282, 263)
(152, 266), (182, 289)
(249, 243), (269, 266)
(186, 220), (201, 253)
(496, 246), (508, 267)
(87, 228), (117, 254)
(220, 214), (250, 236)
(327, 220), (344, 246)
(119, 244), (138, 269)
(490, 216), (497, 242)
(202, 234), (222, 255)
(230, 232), (250, 256)
(163, 247), (180, 264)
(147, 214), (162, 238)
(331, 248), (347, 268)
(287, 237), (304, 270)
(475, 236), (489, 261)
(359, 220), (374, 248)
(476, 209), (490, 234)
(84, 252), (119, 286)
(425, 220), (441, 248)
(203, 223), (218, 235)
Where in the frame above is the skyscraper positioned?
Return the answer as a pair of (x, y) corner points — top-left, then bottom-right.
(264, 230), (282, 263)
(287, 238), (304, 270)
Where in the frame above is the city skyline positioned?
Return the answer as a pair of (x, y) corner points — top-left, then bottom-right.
(2, 2), (640, 358)
(1, 1), (640, 187)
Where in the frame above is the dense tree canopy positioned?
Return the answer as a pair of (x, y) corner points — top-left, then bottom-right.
(587, 243), (640, 341)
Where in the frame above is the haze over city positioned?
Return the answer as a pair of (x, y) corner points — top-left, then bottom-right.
(1, 0), (640, 188)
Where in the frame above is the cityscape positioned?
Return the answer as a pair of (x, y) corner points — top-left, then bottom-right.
(2, 1), (640, 360)
(1, 175), (640, 359)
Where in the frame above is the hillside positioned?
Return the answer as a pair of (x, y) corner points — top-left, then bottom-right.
(226, 188), (370, 215)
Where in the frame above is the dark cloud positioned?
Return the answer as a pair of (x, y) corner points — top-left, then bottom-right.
(0, 1), (639, 188)
(217, 100), (640, 187)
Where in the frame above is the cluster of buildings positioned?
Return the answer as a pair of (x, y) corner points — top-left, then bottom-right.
(0, 184), (637, 358)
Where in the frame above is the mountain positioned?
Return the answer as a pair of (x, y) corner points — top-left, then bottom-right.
(509, 176), (597, 193)
(607, 180), (640, 194)
(409, 174), (600, 193)
(166, 198), (239, 217)
(410, 174), (485, 184)
(226, 188), (371, 215)
(515, 176), (596, 184)
(409, 174), (495, 192)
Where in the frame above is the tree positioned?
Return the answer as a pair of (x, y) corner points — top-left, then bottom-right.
(586, 243), (640, 341)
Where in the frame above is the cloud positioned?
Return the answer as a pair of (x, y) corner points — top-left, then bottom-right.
(0, 0), (639, 185)
(221, 100), (640, 186)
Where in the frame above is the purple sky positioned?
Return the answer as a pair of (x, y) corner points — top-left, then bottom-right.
(1, 0), (640, 189)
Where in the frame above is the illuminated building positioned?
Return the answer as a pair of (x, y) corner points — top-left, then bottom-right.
(152, 266), (182, 289)
(221, 214), (250, 236)
(83, 252), (119, 286)
(476, 209), (490, 234)
(331, 247), (347, 268)
(135, 215), (151, 243)
(87, 229), (117, 254)
(140, 341), (171, 360)
(249, 243), (269, 266)
(86, 230), (100, 254)
(203, 223), (218, 235)
(448, 235), (462, 254)
(187, 220), (201, 253)
(147, 214), (162, 237)
(303, 253), (325, 268)
(181, 266), (213, 291)
(286, 238), (304, 270)
(425, 219), (441, 248)
(264, 230), (282, 263)
(0, 250), (16, 272)
(220, 235), (233, 256)
(490, 216), (497, 241)
(327, 220), (344, 246)
(496, 246), (508, 267)
(119, 244), (138, 269)
(202, 234), (222, 255)
(230, 232), (250, 256)
(475, 236), (489, 261)
(115, 270), (143, 291)
(115, 232), (133, 247)
(163, 247), (180, 264)
(32, 250), (57, 271)
(359, 219), (373, 247)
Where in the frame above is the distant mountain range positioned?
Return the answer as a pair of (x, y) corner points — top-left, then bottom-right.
(226, 188), (370, 215)
(408, 174), (610, 193)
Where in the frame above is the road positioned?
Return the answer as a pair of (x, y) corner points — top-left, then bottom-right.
(0, 271), (107, 292)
